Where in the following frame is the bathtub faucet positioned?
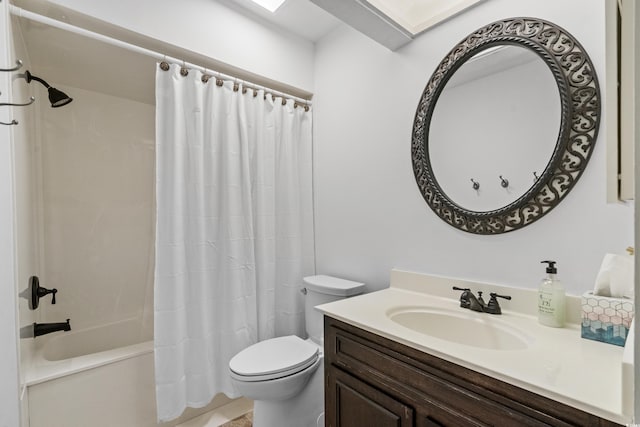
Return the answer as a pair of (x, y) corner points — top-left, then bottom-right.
(33, 319), (71, 337)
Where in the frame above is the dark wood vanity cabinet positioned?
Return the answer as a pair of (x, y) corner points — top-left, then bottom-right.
(324, 317), (622, 427)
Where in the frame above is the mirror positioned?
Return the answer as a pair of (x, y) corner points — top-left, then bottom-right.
(429, 46), (561, 212)
(411, 18), (601, 234)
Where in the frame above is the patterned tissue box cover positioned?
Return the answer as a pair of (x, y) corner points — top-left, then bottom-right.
(581, 292), (634, 346)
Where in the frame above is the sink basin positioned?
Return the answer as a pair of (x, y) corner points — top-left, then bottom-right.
(387, 306), (532, 351)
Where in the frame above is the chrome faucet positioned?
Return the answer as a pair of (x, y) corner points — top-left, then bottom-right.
(453, 287), (510, 315)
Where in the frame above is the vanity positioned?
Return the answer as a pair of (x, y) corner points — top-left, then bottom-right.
(318, 270), (631, 426)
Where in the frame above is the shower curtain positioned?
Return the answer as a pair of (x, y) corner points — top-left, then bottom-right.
(154, 63), (314, 422)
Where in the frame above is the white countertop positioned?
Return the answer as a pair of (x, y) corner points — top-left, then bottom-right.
(316, 269), (632, 425)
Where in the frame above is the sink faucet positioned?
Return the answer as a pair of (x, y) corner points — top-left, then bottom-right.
(453, 287), (510, 315)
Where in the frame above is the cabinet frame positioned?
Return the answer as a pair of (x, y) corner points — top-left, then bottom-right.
(324, 316), (622, 427)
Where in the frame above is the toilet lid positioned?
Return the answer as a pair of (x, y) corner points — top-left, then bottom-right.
(229, 335), (319, 382)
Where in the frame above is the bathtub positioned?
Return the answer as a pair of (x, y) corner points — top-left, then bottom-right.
(25, 319), (241, 427)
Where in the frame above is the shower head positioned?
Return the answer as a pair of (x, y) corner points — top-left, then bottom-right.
(25, 71), (73, 108)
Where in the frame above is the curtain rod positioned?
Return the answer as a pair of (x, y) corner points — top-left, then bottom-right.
(9, 5), (312, 106)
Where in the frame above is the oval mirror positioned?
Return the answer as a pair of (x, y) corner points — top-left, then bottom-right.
(411, 18), (601, 234)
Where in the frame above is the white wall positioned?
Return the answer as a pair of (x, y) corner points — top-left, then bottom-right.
(0, 1), (22, 425)
(313, 0), (633, 295)
(17, 0), (316, 94)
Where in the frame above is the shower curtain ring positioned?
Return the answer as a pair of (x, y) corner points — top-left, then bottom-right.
(201, 68), (211, 83)
(180, 61), (189, 76)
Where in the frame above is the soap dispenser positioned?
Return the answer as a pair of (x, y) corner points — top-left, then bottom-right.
(538, 260), (566, 327)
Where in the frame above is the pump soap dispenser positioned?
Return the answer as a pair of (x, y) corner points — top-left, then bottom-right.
(538, 260), (566, 327)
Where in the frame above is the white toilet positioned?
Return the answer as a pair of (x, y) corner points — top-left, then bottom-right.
(229, 275), (365, 427)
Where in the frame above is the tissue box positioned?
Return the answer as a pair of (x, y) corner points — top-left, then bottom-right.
(581, 292), (634, 346)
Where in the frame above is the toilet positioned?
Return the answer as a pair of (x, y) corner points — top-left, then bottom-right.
(229, 275), (365, 427)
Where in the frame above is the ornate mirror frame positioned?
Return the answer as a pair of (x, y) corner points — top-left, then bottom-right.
(411, 17), (601, 234)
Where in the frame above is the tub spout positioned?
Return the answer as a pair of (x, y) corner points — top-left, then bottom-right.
(34, 319), (71, 337)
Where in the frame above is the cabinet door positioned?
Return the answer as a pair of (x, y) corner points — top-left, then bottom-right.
(326, 367), (414, 427)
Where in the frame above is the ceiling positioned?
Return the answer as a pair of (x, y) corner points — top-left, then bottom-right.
(223, 0), (341, 42)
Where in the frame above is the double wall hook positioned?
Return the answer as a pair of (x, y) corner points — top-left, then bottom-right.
(0, 96), (35, 107)
(0, 59), (23, 73)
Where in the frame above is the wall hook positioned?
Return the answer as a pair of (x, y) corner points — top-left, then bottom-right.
(533, 171), (539, 182)
(0, 119), (18, 126)
(0, 96), (35, 107)
(0, 59), (23, 72)
(499, 175), (509, 188)
(470, 178), (480, 190)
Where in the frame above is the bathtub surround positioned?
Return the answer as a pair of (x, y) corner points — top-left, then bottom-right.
(154, 63), (314, 421)
(35, 84), (156, 332)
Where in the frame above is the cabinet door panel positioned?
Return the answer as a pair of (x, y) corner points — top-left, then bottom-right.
(327, 367), (414, 427)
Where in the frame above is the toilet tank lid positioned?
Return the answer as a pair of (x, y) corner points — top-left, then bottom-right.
(303, 275), (365, 296)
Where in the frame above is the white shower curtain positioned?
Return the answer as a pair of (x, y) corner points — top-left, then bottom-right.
(154, 63), (314, 422)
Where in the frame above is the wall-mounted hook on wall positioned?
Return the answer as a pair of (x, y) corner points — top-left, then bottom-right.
(533, 171), (539, 182)
(470, 178), (480, 190)
(0, 59), (23, 72)
(0, 96), (35, 107)
(499, 175), (509, 188)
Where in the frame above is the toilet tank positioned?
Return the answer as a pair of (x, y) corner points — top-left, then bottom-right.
(303, 275), (365, 345)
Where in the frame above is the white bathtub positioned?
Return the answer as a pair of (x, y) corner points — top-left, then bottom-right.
(25, 320), (240, 427)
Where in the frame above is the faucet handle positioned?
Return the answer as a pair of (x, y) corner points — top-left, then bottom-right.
(486, 293), (511, 315)
(37, 285), (57, 304)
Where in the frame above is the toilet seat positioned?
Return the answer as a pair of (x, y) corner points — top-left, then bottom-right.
(229, 335), (319, 382)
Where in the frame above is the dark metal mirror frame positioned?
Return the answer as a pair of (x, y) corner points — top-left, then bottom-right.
(411, 17), (601, 234)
